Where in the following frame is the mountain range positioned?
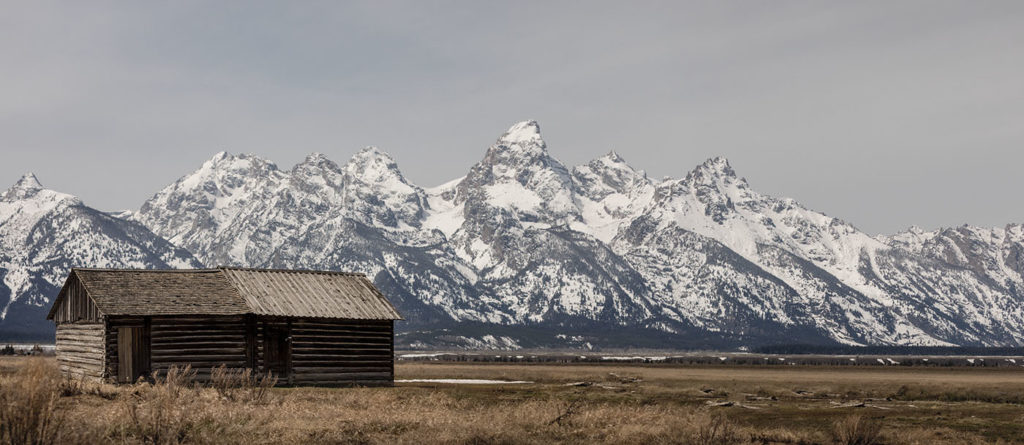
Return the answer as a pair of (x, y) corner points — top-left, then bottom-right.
(2, 120), (1023, 349)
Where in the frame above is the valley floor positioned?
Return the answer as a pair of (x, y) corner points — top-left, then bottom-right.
(2, 357), (1024, 444)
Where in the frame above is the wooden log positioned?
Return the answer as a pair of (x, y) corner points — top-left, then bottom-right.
(292, 352), (391, 359)
(58, 367), (103, 377)
(293, 319), (390, 326)
(291, 361), (393, 368)
(56, 351), (104, 362)
(151, 347), (246, 356)
(150, 316), (245, 324)
(291, 342), (391, 350)
(56, 343), (104, 352)
(291, 327), (391, 335)
(291, 348), (391, 355)
(57, 326), (103, 332)
(58, 358), (103, 368)
(150, 341), (245, 349)
(291, 366), (392, 373)
(150, 327), (246, 335)
(58, 356), (103, 368)
(288, 337), (391, 345)
(152, 362), (247, 370)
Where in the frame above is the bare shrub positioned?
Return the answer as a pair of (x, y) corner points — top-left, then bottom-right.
(116, 365), (199, 444)
(832, 414), (882, 445)
(58, 373), (118, 400)
(548, 398), (582, 426)
(210, 365), (278, 404)
(0, 358), (65, 445)
(690, 411), (740, 445)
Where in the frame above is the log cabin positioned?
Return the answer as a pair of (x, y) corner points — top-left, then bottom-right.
(46, 267), (402, 386)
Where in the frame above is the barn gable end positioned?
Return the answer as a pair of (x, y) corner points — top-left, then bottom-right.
(47, 271), (101, 324)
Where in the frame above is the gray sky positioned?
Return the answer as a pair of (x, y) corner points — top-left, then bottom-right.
(2, 1), (1022, 235)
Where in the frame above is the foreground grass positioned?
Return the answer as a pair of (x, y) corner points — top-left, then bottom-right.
(2, 357), (1023, 444)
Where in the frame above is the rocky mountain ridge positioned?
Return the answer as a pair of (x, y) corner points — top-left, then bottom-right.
(0, 174), (200, 339)
(1, 121), (1022, 348)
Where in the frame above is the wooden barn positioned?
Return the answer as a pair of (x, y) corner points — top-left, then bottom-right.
(46, 267), (402, 386)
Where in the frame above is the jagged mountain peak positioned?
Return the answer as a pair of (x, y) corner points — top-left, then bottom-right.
(0, 171), (200, 333)
(291, 152), (342, 176)
(13, 172), (43, 190)
(690, 156), (737, 178)
(173, 151), (281, 192)
(338, 146), (425, 229)
(287, 152), (345, 200)
(497, 120), (544, 147)
(601, 151), (645, 178)
(343, 147), (409, 185)
(905, 225), (927, 234)
(203, 151), (277, 169)
(456, 121), (575, 220)
(2, 173), (45, 201)
(676, 156), (752, 198)
(1, 173), (78, 205)
(301, 151), (331, 164)
(8, 121), (1021, 348)
(356, 145), (388, 157)
(574, 150), (650, 199)
(481, 121), (553, 169)
(604, 149), (626, 163)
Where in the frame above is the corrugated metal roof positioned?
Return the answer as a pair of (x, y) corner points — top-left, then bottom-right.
(221, 268), (402, 320)
(58, 267), (402, 320)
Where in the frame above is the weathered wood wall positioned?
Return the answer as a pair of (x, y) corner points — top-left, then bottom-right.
(151, 315), (248, 380)
(51, 275), (100, 324)
(107, 315), (249, 382)
(55, 321), (105, 381)
(102, 315), (394, 385)
(288, 318), (393, 386)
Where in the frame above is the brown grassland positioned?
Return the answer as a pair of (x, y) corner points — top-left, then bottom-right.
(2, 356), (1024, 444)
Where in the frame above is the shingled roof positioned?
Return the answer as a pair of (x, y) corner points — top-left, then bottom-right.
(47, 267), (402, 320)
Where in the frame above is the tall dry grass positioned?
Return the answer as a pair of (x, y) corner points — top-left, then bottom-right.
(210, 365), (277, 403)
(832, 415), (882, 445)
(0, 359), (65, 445)
(2, 359), (1022, 444)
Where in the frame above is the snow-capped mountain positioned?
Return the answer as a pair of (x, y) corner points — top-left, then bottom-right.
(0, 174), (200, 340)
(3, 120), (1022, 348)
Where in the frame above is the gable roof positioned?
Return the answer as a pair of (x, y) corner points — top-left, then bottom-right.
(47, 267), (402, 320)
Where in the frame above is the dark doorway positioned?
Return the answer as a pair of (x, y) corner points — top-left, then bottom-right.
(117, 326), (150, 383)
(264, 327), (290, 378)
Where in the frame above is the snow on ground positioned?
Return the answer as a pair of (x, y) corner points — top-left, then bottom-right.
(396, 379), (532, 385)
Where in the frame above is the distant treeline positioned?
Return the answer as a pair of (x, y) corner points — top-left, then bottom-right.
(752, 344), (1024, 356)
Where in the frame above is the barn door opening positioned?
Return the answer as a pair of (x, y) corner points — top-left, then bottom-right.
(117, 326), (150, 383)
(264, 327), (290, 378)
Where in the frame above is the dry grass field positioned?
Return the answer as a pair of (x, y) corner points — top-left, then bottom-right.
(2, 357), (1024, 444)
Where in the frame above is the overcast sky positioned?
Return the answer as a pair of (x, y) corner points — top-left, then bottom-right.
(2, 1), (1022, 234)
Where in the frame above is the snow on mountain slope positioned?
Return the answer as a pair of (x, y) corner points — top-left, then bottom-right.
(867, 224), (1024, 345)
(134, 147), (499, 328)
(7, 119), (1017, 348)
(339, 147), (427, 229)
(570, 151), (655, 243)
(615, 156), (1024, 346)
(130, 121), (1024, 347)
(612, 157), (936, 344)
(135, 151), (286, 266)
(436, 121), (657, 326)
(0, 174), (200, 339)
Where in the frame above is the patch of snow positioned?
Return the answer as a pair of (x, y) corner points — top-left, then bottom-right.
(396, 379), (532, 385)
